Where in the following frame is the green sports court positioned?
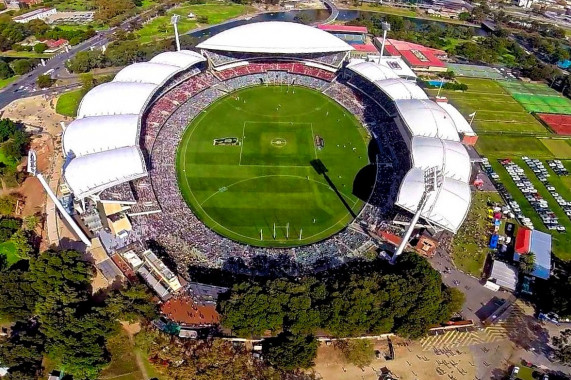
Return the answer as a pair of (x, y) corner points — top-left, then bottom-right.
(499, 80), (571, 114)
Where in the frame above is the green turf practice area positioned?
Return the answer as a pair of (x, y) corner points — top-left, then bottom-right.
(426, 78), (549, 134)
(446, 63), (505, 80)
(176, 86), (370, 247)
(499, 80), (571, 115)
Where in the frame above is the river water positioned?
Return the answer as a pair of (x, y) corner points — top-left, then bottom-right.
(187, 8), (486, 41)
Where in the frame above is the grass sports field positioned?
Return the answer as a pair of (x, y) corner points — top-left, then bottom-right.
(426, 78), (549, 135)
(176, 86), (370, 247)
(499, 80), (571, 115)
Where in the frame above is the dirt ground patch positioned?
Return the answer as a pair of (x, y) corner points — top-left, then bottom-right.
(0, 94), (70, 136)
(313, 337), (476, 380)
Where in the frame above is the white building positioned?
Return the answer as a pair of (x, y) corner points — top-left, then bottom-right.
(13, 8), (56, 23)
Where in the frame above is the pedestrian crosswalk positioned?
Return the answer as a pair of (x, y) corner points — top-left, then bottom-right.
(419, 301), (533, 351)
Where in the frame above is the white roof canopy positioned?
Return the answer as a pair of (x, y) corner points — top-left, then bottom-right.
(374, 78), (428, 100)
(437, 101), (476, 135)
(197, 21), (353, 54)
(64, 146), (146, 198)
(77, 82), (156, 118)
(410, 137), (471, 183)
(395, 99), (460, 141)
(114, 62), (181, 85)
(347, 61), (399, 81)
(63, 114), (139, 157)
(396, 167), (471, 233)
(64, 50), (205, 198)
(149, 50), (206, 67)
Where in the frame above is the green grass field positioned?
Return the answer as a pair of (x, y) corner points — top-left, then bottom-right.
(56, 90), (83, 117)
(136, 2), (253, 44)
(176, 86), (370, 247)
(426, 78), (549, 134)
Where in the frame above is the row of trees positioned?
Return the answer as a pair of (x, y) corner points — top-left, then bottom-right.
(220, 254), (463, 339)
(0, 249), (158, 379)
(0, 119), (29, 188)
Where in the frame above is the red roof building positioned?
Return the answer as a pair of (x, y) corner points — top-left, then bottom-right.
(515, 227), (532, 254)
(374, 38), (448, 72)
(161, 295), (220, 327)
(317, 24), (368, 34)
(41, 39), (68, 49)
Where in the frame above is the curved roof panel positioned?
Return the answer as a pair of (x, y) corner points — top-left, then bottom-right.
(395, 99), (460, 141)
(437, 101), (476, 135)
(196, 21), (353, 54)
(114, 62), (181, 85)
(411, 137), (471, 183)
(374, 78), (428, 100)
(63, 114), (139, 157)
(396, 167), (471, 233)
(77, 82), (156, 118)
(150, 50), (206, 68)
(347, 61), (399, 81)
(64, 146), (146, 198)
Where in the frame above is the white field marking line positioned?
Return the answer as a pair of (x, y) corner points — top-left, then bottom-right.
(191, 174), (361, 243)
(239, 122), (245, 166)
(310, 123), (318, 160)
(239, 120), (314, 167)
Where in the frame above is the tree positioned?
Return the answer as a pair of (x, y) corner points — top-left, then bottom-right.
(10, 59), (33, 75)
(0, 269), (38, 320)
(519, 252), (535, 274)
(94, 0), (136, 20)
(10, 229), (32, 259)
(23, 214), (40, 231)
(0, 320), (45, 379)
(196, 15), (209, 24)
(263, 333), (318, 370)
(336, 340), (375, 368)
(33, 42), (47, 54)
(36, 74), (54, 88)
(0, 194), (16, 215)
(104, 284), (158, 322)
(458, 12), (470, 21)
(552, 329), (571, 365)
(0, 59), (13, 80)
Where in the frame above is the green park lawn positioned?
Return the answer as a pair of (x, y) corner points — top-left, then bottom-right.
(56, 90), (83, 117)
(99, 329), (143, 380)
(176, 85), (370, 247)
(0, 51), (52, 59)
(451, 191), (502, 277)
(0, 75), (19, 90)
(136, 2), (254, 44)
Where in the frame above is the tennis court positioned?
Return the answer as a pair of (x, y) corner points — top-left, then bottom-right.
(537, 113), (571, 135)
(447, 63), (505, 79)
(499, 81), (571, 114)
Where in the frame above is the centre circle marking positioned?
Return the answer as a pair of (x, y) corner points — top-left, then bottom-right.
(271, 137), (287, 148)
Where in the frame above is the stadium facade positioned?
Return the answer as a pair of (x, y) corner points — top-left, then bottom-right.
(60, 21), (474, 260)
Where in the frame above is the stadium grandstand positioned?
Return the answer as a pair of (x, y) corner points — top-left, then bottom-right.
(56, 21), (473, 274)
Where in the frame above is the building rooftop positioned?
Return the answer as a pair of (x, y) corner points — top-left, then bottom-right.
(161, 295), (220, 326)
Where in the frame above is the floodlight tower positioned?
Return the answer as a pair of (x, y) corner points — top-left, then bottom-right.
(390, 166), (441, 264)
(379, 22), (391, 61)
(27, 150), (91, 246)
(171, 14), (181, 52)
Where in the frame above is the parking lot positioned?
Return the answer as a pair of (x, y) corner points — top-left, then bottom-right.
(482, 155), (571, 259)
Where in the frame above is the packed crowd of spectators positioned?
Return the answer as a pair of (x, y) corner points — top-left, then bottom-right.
(215, 62), (337, 82)
(203, 50), (347, 69)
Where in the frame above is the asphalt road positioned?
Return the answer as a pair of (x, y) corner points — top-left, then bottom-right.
(0, 13), (145, 109)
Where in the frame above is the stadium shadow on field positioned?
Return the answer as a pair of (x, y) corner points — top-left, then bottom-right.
(310, 159), (357, 218)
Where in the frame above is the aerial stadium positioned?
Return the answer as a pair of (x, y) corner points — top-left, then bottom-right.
(58, 21), (474, 272)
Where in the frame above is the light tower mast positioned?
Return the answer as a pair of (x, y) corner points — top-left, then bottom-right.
(27, 150), (91, 246)
(390, 167), (441, 264)
(171, 15), (181, 52)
